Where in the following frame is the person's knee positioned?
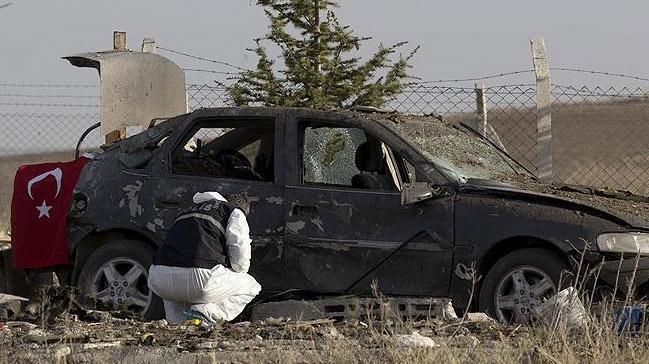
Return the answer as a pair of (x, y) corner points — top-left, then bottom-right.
(247, 275), (262, 296)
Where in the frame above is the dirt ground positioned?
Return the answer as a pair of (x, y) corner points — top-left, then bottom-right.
(3, 297), (649, 364)
(0, 312), (512, 363)
(0, 285), (516, 363)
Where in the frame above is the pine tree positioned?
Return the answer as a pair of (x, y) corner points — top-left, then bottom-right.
(230, 0), (418, 108)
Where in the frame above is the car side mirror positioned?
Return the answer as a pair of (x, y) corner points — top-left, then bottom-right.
(401, 182), (438, 205)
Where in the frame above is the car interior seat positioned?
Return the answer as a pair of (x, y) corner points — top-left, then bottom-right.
(351, 141), (396, 190)
(214, 149), (263, 181)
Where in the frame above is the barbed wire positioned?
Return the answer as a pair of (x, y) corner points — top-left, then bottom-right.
(404, 83), (480, 90)
(182, 68), (238, 75)
(550, 67), (649, 82)
(551, 84), (649, 98)
(0, 83), (98, 88)
(0, 93), (99, 98)
(158, 46), (252, 72)
(186, 83), (229, 89)
(0, 112), (98, 116)
(485, 83), (537, 89)
(415, 70), (535, 84)
(410, 67), (649, 85)
(0, 102), (98, 107)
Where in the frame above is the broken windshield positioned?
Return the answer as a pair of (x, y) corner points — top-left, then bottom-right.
(392, 116), (528, 183)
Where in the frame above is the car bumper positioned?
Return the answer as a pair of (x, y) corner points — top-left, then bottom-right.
(598, 256), (649, 296)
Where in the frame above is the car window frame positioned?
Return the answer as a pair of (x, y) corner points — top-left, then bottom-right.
(161, 115), (279, 186)
(296, 118), (405, 193)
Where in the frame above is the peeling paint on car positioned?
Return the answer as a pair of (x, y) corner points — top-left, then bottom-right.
(286, 221), (306, 234)
(310, 217), (325, 232)
(146, 218), (165, 232)
(265, 197), (284, 205)
(146, 222), (156, 232)
(122, 180), (143, 217)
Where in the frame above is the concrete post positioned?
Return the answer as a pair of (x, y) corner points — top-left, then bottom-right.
(475, 82), (488, 137)
(531, 36), (552, 182)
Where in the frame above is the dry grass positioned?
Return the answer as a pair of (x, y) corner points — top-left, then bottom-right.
(3, 257), (649, 364)
(0, 282), (647, 364)
(1, 302), (648, 363)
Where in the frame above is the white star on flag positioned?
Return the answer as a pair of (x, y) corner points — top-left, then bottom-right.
(36, 200), (52, 218)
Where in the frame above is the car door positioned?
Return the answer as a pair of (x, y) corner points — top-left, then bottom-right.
(281, 110), (455, 297)
(149, 109), (287, 292)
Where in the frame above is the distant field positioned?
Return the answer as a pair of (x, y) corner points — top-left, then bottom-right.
(444, 98), (649, 195)
(487, 99), (649, 193)
(2, 99), (649, 233)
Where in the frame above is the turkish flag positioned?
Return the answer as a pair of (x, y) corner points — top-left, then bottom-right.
(11, 157), (90, 269)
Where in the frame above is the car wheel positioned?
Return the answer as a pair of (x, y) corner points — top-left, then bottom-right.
(77, 239), (164, 320)
(478, 248), (571, 324)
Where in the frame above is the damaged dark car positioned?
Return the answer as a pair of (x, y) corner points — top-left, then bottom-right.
(62, 107), (649, 323)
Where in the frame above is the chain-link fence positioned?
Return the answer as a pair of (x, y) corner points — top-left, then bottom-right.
(551, 85), (649, 194)
(2, 80), (649, 233)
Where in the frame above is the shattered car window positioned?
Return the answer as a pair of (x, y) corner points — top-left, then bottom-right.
(393, 117), (521, 182)
(301, 124), (398, 191)
(302, 126), (367, 186)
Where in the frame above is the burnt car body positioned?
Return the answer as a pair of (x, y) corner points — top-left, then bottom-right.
(65, 107), (649, 322)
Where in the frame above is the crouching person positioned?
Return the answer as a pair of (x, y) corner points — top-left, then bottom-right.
(148, 191), (261, 326)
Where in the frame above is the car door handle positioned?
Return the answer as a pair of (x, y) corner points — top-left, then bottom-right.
(291, 204), (318, 216)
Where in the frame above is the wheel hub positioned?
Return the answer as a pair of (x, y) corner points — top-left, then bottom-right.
(89, 258), (152, 315)
(514, 289), (540, 315)
(495, 266), (556, 323)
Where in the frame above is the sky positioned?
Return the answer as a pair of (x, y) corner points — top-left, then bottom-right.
(1, 0), (649, 87)
(2, 0), (649, 155)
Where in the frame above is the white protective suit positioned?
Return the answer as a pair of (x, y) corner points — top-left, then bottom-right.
(148, 192), (262, 324)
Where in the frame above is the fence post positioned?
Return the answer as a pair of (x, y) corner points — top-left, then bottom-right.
(530, 36), (552, 182)
(474, 82), (487, 137)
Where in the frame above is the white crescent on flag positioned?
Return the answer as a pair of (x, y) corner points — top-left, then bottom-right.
(27, 167), (62, 200)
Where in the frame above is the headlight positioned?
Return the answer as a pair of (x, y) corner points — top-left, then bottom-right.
(597, 232), (649, 255)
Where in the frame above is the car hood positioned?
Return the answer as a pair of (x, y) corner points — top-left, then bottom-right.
(459, 178), (649, 230)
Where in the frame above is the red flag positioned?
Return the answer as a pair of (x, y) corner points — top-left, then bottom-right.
(11, 157), (89, 269)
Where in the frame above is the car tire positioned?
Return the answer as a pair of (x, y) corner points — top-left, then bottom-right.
(478, 248), (571, 324)
(76, 239), (164, 320)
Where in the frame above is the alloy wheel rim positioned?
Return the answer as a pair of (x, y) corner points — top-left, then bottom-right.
(494, 266), (556, 323)
(89, 257), (152, 315)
